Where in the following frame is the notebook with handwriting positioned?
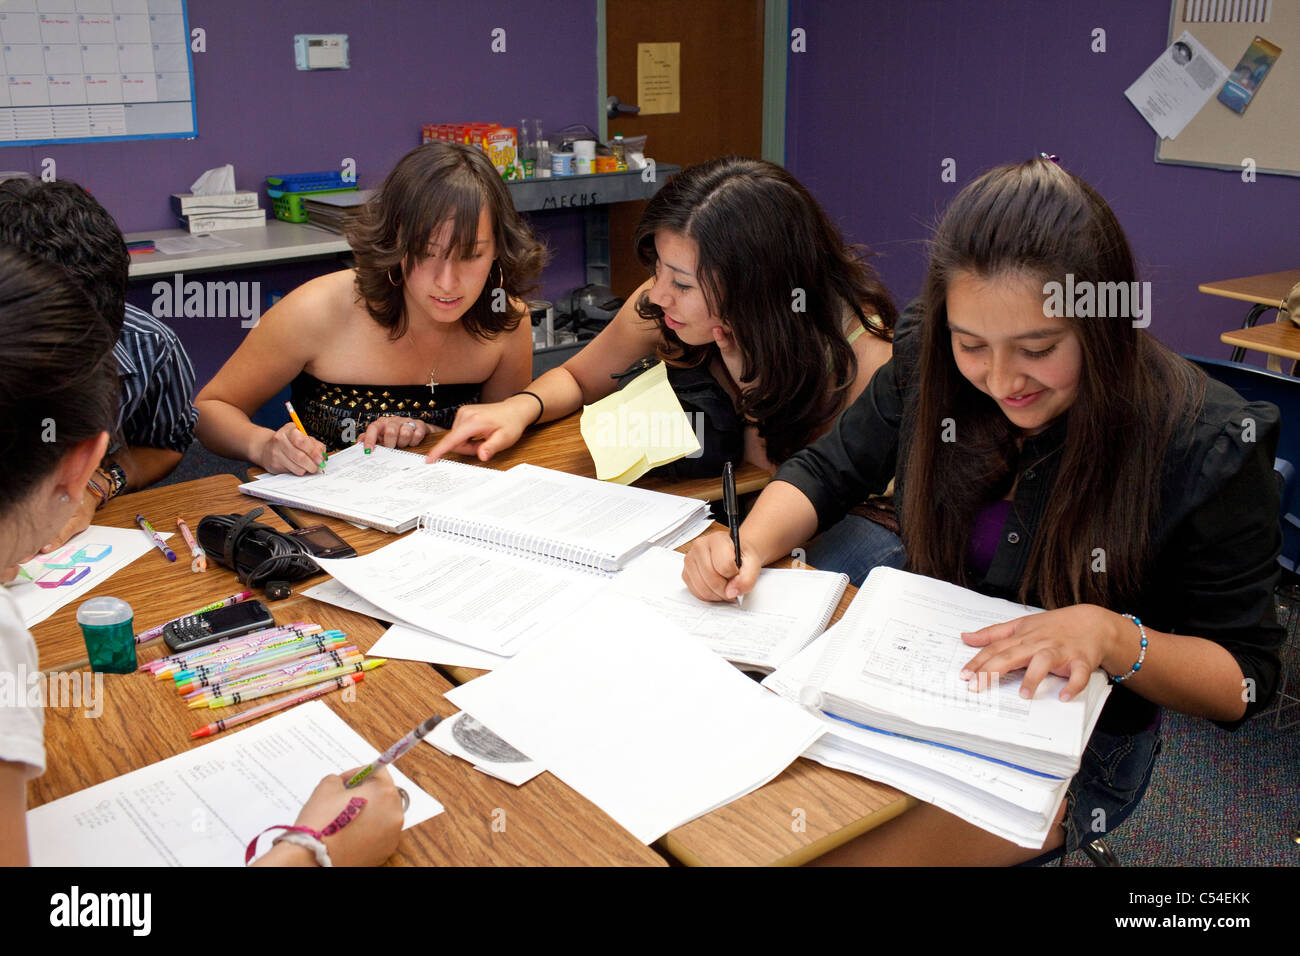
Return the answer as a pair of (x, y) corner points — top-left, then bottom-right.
(238, 443), (495, 534)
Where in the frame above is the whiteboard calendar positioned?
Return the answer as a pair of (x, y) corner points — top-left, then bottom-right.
(0, 0), (196, 146)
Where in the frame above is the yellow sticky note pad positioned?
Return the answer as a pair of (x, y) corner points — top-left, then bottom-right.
(579, 362), (702, 484)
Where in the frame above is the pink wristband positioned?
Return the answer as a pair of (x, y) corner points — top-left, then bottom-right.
(244, 796), (366, 864)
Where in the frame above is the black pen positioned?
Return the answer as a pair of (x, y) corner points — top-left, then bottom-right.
(722, 461), (743, 607)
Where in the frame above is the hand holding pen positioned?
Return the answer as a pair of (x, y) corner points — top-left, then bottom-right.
(723, 462), (744, 608)
(346, 714), (442, 790)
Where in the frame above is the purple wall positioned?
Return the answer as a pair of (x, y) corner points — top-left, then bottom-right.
(786, 0), (1300, 359)
(0, 0), (596, 386)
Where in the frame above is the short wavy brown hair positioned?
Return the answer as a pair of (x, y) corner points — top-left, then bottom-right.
(347, 142), (547, 340)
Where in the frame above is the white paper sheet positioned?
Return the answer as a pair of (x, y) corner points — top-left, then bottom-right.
(446, 593), (825, 843)
(153, 234), (240, 255)
(612, 547), (847, 670)
(10, 525), (173, 628)
(1124, 30), (1229, 140)
(27, 702), (442, 866)
(426, 711), (543, 786)
(316, 532), (608, 655)
(303, 580), (510, 670)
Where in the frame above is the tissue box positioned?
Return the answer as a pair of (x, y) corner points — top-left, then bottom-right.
(171, 191), (260, 217)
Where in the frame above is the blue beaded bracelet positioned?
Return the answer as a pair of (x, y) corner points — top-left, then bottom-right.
(1111, 614), (1148, 683)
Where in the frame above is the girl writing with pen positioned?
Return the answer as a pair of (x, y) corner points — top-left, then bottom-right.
(683, 158), (1282, 864)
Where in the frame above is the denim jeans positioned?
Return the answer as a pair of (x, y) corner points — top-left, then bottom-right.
(805, 513), (906, 587)
(1062, 721), (1163, 853)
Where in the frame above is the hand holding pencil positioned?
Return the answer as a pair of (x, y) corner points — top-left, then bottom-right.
(256, 401), (328, 475)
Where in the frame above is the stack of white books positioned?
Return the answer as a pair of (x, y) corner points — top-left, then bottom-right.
(764, 567), (1111, 848)
(170, 190), (266, 233)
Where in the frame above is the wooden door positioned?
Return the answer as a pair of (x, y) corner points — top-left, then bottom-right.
(605, 0), (766, 298)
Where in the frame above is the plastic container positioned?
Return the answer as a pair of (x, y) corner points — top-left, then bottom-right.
(266, 171), (350, 192)
(267, 185), (358, 223)
(551, 152), (574, 176)
(77, 596), (136, 674)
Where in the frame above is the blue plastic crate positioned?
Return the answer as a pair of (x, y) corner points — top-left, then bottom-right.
(266, 171), (350, 193)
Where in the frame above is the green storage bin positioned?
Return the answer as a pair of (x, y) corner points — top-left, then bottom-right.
(267, 185), (358, 223)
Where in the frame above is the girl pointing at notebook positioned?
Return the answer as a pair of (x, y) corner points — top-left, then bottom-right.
(427, 157), (896, 474)
(683, 158), (1282, 864)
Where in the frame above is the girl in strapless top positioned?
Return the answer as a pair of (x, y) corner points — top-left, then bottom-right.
(195, 141), (546, 473)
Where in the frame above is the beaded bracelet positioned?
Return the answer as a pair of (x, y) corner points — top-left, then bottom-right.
(243, 795), (367, 866)
(1110, 614), (1148, 684)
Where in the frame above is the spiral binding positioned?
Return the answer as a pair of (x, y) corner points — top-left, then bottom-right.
(417, 513), (613, 575)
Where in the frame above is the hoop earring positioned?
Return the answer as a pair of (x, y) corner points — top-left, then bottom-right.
(387, 266), (402, 287)
(493, 261), (504, 290)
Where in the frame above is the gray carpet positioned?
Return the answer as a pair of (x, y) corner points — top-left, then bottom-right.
(1058, 584), (1300, 866)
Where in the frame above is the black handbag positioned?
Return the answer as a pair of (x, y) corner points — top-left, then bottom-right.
(612, 356), (744, 479)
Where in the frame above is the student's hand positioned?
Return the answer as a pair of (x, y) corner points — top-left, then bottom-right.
(39, 494), (96, 553)
(959, 605), (1124, 702)
(361, 416), (433, 452)
(683, 530), (761, 603)
(256, 769), (404, 867)
(424, 400), (528, 463)
(1, 566), (17, 585)
(712, 325), (747, 389)
(257, 423), (328, 475)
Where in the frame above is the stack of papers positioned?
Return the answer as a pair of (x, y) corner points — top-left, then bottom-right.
(446, 594), (825, 843)
(764, 568), (1109, 848)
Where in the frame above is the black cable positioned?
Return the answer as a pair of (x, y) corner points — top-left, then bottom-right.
(196, 507), (321, 588)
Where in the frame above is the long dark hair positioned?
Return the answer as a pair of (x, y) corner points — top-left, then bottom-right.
(0, 244), (118, 511)
(347, 142), (547, 340)
(900, 158), (1204, 609)
(633, 157), (896, 464)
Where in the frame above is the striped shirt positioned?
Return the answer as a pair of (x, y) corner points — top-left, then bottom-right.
(111, 304), (198, 454)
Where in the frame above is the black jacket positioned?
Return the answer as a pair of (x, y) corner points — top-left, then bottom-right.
(775, 308), (1283, 734)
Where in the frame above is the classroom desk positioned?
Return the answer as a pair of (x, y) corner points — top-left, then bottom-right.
(1200, 269), (1300, 366)
(29, 474), (912, 866)
(125, 220), (352, 279)
(1219, 322), (1300, 374)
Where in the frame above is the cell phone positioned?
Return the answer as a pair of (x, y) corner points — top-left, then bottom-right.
(162, 599), (276, 653)
(285, 524), (357, 559)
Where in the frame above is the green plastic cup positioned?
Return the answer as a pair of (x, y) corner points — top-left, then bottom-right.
(76, 597), (136, 674)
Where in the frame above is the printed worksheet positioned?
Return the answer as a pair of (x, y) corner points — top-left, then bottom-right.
(27, 702), (442, 866)
(316, 531), (608, 655)
(10, 524), (171, 627)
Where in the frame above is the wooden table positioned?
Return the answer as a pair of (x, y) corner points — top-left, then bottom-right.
(31, 474), (911, 866)
(29, 479), (663, 866)
(1201, 268), (1300, 368)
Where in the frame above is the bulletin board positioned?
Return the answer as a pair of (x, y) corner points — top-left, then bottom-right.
(1157, 0), (1300, 177)
(0, 0), (197, 147)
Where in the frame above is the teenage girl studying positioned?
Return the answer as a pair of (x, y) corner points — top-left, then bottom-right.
(195, 141), (546, 474)
(426, 156), (897, 473)
(683, 158), (1283, 864)
(0, 247), (402, 866)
